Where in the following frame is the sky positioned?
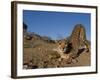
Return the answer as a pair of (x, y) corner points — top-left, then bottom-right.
(23, 10), (91, 40)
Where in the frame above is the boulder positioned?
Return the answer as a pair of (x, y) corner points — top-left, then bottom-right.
(69, 24), (88, 58)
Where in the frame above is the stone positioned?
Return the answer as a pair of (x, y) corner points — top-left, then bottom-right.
(69, 24), (88, 58)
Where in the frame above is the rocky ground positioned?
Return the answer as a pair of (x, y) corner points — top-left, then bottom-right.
(23, 39), (90, 69)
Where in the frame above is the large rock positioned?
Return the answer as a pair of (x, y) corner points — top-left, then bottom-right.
(68, 24), (88, 58)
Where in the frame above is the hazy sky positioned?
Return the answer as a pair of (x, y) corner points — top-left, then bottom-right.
(23, 10), (91, 40)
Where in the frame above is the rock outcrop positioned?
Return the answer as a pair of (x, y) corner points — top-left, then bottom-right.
(66, 24), (90, 59)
